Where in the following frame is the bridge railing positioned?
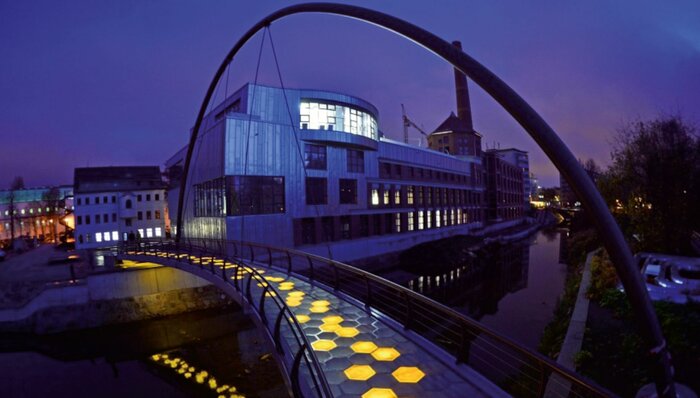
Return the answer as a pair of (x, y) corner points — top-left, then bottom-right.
(179, 237), (614, 398)
(118, 240), (333, 398)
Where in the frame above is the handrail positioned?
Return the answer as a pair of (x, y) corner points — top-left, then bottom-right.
(182, 237), (614, 398)
(117, 240), (333, 398)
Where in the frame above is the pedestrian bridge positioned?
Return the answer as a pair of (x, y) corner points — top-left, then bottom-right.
(119, 239), (611, 398)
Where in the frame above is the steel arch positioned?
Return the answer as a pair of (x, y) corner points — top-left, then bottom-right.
(175, 4), (674, 395)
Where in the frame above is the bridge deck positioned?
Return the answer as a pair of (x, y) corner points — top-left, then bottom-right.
(127, 250), (503, 398)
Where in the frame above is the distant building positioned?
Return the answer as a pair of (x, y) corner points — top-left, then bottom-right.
(73, 167), (167, 249)
(0, 186), (73, 242)
(487, 148), (530, 209)
(483, 150), (525, 222)
(559, 160), (601, 207)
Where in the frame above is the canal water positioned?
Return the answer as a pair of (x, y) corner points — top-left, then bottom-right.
(0, 306), (287, 398)
(390, 228), (569, 350)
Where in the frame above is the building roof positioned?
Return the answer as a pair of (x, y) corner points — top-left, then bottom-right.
(0, 186), (73, 205)
(74, 166), (165, 194)
(430, 112), (482, 137)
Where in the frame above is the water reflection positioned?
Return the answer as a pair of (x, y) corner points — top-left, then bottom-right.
(407, 240), (530, 320)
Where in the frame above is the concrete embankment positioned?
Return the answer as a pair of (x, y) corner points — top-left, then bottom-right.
(0, 266), (232, 334)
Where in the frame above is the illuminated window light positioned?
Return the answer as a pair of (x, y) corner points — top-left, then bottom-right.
(344, 364), (376, 381)
(311, 339), (337, 351)
(350, 341), (378, 354)
(391, 366), (425, 383)
(371, 347), (400, 361)
(335, 327), (360, 338)
(361, 388), (397, 398)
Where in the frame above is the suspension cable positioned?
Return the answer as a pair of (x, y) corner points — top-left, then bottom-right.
(267, 26), (334, 260)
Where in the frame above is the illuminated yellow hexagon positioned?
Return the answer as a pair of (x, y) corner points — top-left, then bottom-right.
(311, 300), (330, 306)
(392, 366), (425, 383)
(319, 323), (340, 332)
(344, 364), (376, 381)
(361, 388), (397, 398)
(350, 341), (378, 354)
(265, 276), (284, 282)
(286, 299), (302, 307)
(335, 327), (360, 338)
(278, 284), (294, 291)
(310, 305), (329, 313)
(294, 314), (310, 324)
(264, 291), (277, 297)
(287, 291), (305, 297)
(371, 347), (400, 361)
(322, 315), (343, 324)
(311, 339), (337, 351)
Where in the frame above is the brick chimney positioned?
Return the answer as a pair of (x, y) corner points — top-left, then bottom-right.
(452, 41), (473, 130)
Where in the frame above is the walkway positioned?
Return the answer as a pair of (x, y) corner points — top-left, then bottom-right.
(124, 249), (501, 398)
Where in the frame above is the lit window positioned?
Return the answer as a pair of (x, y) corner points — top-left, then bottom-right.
(111, 231), (118, 241)
(371, 185), (379, 206)
(407, 186), (414, 205)
(426, 210), (432, 228)
(21, 209), (25, 215)
(436, 210), (441, 227)
(146, 228), (153, 238)
(103, 232), (111, 242)
(395, 213), (401, 233)
(394, 187), (401, 205)
(457, 209), (462, 224)
(29, 208), (34, 214)
(95, 233), (102, 243)
(418, 211), (424, 230)
(137, 229), (144, 238)
(155, 227), (162, 237)
(304, 144), (327, 170)
(408, 212), (414, 231)
(383, 185), (390, 205)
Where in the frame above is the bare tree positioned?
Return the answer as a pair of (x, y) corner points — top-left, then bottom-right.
(43, 186), (62, 243)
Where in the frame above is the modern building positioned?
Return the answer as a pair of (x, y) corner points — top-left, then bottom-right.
(0, 186), (73, 242)
(167, 40), (526, 262)
(73, 167), (168, 249)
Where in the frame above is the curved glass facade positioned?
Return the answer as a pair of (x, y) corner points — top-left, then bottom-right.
(299, 100), (378, 140)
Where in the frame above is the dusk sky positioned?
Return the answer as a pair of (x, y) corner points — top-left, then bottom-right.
(2, 0), (699, 188)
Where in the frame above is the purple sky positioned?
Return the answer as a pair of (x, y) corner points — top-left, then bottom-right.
(1, 1), (699, 188)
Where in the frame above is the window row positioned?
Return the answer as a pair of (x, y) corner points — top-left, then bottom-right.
(306, 178), (357, 205)
(76, 193), (161, 206)
(369, 183), (482, 208)
(76, 211), (160, 225)
(379, 162), (470, 185)
(77, 227), (162, 244)
(194, 176), (285, 217)
(299, 100), (378, 140)
(304, 144), (365, 173)
(294, 207), (482, 245)
(3, 207), (57, 216)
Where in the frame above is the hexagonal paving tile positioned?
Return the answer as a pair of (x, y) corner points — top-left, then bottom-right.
(344, 364), (376, 381)
(322, 315), (344, 324)
(295, 314), (310, 324)
(361, 388), (397, 398)
(350, 341), (378, 354)
(371, 348), (401, 361)
(320, 323), (341, 332)
(391, 366), (425, 383)
(335, 327), (360, 338)
(310, 305), (330, 313)
(311, 339), (337, 351)
(311, 300), (331, 306)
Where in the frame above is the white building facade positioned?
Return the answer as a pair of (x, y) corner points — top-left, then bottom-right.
(73, 167), (168, 249)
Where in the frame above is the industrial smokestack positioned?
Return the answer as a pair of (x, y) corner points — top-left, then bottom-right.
(452, 41), (473, 131)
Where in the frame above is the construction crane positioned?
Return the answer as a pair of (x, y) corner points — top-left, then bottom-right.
(401, 104), (428, 144)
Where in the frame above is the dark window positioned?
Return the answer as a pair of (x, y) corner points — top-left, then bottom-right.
(222, 176), (285, 216)
(103, 196), (108, 203)
(146, 211), (152, 220)
(77, 216), (82, 225)
(360, 215), (369, 237)
(95, 214), (100, 224)
(85, 197), (90, 205)
(382, 163), (391, 176)
(77, 198), (82, 206)
(103, 214), (108, 223)
(125, 199), (132, 209)
(155, 210), (161, 220)
(126, 219), (132, 227)
(301, 218), (316, 244)
(137, 195), (142, 202)
(347, 149), (364, 173)
(394, 164), (402, 176)
(138, 211), (143, 220)
(340, 216), (351, 239)
(385, 213), (393, 234)
(155, 194), (160, 201)
(304, 144), (327, 170)
(146, 194), (151, 201)
(111, 195), (116, 203)
(321, 217), (334, 242)
(95, 196), (100, 204)
(306, 177), (327, 205)
(112, 213), (116, 222)
(339, 179), (357, 204)
(85, 215), (90, 225)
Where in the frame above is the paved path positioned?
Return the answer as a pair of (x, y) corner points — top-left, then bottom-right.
(130, 250), (504, 398)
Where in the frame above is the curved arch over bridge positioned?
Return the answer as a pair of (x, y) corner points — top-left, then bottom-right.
(175, 4), (674, 395)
